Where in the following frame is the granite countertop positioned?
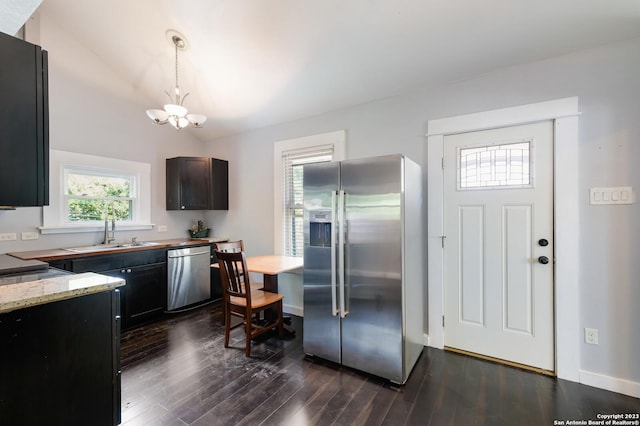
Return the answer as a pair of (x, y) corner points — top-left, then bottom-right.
(0, 272), (125, 314)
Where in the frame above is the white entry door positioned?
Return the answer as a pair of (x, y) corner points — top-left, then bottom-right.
(443, 121), (554, 371)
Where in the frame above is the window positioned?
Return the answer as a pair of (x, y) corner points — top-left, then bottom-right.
(42, 150), (152, 234)
(273, 131), (346, 256)
(64, 168), (135, 222)
(282, 148), (334, 256)
(458, 141), (532, 189)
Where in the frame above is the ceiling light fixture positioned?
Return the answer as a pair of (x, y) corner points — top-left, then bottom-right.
(146, 31), (206, 130)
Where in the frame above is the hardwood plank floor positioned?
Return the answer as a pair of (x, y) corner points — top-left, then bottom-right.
(120, 303), (640, 425)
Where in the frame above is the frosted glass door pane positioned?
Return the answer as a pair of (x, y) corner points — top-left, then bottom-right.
(459, 142), (531, 189)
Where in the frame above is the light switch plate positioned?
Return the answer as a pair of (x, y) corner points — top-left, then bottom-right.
(157, 225), (168, 232)
(21, 231), (39, 240)
(0, 233), (17, 241)
(590, 187), (634, 205)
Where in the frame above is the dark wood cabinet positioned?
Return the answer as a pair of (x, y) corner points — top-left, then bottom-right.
(0, 32), (49, 207)
(0, 289), (121, 425)
(55, 248), (168, 330)
(103, 262), (166, 329)
(166, 157), (229, 210)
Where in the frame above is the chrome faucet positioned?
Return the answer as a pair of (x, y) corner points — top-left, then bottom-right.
(102, 202), (117, 245)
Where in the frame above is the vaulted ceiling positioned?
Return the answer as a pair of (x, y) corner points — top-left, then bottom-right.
(18, 1), (640, 139)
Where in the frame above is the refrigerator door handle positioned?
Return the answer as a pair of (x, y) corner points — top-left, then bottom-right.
(338, 189), (349, 318)
(330, 191), (338, 316)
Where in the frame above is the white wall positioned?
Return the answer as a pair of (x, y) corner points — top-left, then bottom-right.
(206, 37), (640, 391)
(0, 13), (229, 253)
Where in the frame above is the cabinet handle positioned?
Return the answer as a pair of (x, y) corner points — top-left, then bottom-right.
(126, 269), (132, 273)
(120, 269), (125, 273)
(181, 206), (185, 209)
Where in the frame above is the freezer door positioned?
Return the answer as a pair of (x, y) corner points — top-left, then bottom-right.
(340, 155), (404, 382)
(303, 161), (341, 363)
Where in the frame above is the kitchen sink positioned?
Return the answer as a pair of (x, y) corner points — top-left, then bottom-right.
(64, 241), (162, 253)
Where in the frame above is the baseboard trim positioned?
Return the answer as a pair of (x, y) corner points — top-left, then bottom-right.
(579, 369), (640, 398)
(284, 304), (303, 317)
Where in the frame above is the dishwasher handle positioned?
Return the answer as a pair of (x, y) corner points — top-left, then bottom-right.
(167, 248), (211, 258)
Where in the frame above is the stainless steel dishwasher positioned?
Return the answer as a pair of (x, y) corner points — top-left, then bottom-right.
(167, 246), (211, 311)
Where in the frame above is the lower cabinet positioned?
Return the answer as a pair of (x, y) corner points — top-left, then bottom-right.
(0, 289), (121, 425)
(48, 244), (220, 330)
(50, 248), (168, 330)
(103, 262), (166, 329)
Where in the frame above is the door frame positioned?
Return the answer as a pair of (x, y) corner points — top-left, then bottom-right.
(426, 97), (580, 382)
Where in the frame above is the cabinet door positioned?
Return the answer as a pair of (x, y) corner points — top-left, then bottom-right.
(166, 157), (212, 210)
(107, 263), (167, 329)
(0, 33), (48, 207)
(0, 290), (119, 425)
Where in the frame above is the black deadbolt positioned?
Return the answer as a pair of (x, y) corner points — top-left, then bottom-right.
(538, 239), (549, 247)
(538, 256), (550, 264)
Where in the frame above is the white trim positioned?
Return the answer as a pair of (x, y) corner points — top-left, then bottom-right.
(427, 97), (580, 383)
(579, 370), (640, 398)
(284, 303), (303, 317)
(42, 150), (153, 234)
(273, 130), (346, 255)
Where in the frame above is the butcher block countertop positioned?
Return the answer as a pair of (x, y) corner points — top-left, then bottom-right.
(2, 237), (229, 314)
(8, 237), (228, 262)
(0, 272), (125, 314)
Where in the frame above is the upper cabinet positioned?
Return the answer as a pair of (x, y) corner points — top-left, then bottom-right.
(0, 32), (49, 207)
(166, 157), (229, 210)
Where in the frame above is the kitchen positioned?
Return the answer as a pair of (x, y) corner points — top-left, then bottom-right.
(1, 0), (640, 425)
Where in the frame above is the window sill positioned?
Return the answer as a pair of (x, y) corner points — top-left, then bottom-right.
(39, 223), (155, 235)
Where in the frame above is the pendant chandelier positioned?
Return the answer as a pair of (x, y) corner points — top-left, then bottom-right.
(146, 31), (207, 130)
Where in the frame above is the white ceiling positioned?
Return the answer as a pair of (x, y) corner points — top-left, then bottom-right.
(30, 0), (640, 140)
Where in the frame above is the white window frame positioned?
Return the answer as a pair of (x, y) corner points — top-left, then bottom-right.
(42, 150), (153, 234)
(273, 130), (346, 255)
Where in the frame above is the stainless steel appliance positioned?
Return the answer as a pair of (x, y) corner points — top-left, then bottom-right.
(167, 246), (211, 311)
(303, 154), (423, 384)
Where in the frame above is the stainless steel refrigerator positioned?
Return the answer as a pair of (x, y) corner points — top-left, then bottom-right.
(303, 154), (423, 384)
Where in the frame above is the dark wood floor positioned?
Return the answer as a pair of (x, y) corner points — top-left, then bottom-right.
(120, 302), (640, 425)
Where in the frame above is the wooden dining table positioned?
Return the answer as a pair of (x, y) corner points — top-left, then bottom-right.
(243, 255), (303, 293)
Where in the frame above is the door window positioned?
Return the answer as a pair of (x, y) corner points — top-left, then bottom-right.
(458, 141), (531, 189)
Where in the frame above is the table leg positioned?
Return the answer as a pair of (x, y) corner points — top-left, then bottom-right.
(262, 273), (295, 335)
(263, 274), (278, 293)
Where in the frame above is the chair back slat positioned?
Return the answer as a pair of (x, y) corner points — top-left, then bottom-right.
(214, 240), (244, 253)
(216, 250), (251, 301)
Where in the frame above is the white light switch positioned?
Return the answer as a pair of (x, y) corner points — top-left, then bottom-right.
(590, 187), (634, 205)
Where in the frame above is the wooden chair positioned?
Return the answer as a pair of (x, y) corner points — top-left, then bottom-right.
(214, 240), (244, 253)
(213, 240), (263, 324)
(214, 240), (263, 290)
(215, 250), (284, 357)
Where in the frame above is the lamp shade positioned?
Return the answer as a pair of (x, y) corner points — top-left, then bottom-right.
(169, 115), (190, 130)
(164, 104), (188, 117)
(146, 109), (169, 124)
(186, 114), (207, 127)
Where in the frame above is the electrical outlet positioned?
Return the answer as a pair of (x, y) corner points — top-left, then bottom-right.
(21, 231), (39, 240)
(585, 328), (599, 345)
(0, 233), (17, 241)
(157, 225), (168, 232)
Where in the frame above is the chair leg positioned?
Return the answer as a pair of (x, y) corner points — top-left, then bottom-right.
(245, 309), (252, 357)
(224, 304), (231, 348)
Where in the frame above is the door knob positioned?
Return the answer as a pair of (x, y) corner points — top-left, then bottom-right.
(538, 239), (549, 247)
(538, 256), (550, 264)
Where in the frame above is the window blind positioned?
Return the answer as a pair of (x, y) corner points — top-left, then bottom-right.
(281, 145), (334, 256)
